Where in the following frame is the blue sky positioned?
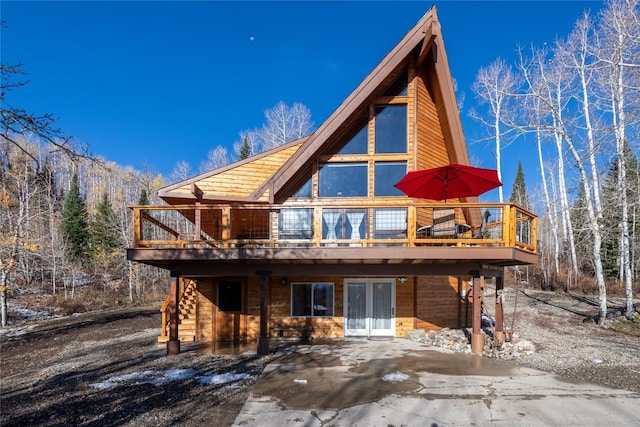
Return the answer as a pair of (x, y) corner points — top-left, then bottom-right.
(2, 0), (601, 195)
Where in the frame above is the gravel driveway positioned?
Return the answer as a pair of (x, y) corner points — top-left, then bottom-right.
(0, 288), (638, 426)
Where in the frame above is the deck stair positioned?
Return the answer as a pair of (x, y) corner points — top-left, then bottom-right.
(158, 280), (197, 342)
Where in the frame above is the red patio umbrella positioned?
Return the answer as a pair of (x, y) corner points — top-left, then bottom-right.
(394, 163), (502, 201)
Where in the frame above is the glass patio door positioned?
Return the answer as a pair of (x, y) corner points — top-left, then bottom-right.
(344, 279), (395, 337)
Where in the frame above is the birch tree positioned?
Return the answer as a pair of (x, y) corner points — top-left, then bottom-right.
(200, 146), (229, 172)
(596, 0), (640, 318)
(471, 58), (519, 202)
(261, 101), (313, 150)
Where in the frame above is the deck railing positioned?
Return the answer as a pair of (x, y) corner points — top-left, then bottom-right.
(129, 202), (537, 253)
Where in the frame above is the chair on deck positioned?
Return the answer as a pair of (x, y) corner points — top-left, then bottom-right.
(473, 210), (492, 238)
(432, 208), (457, 238)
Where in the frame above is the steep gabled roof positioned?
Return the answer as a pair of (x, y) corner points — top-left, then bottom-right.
(159, 5), (468, 205)
(265, 5), (468, 202)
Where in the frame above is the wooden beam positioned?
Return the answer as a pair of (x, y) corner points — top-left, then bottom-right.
(494, 276), (505, 348)
(167, 271), (181, 355)
(256, 270), (271, 355)
(416, 21), (438, 66)
(470, 273), (485, 354)
(191, 183), (204, 200)
(142, 212), (180, 238)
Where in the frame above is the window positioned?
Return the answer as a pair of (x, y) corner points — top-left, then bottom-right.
(374, 208), (407, 239)
(319, 162), (368, 197)
(381, 70), (408, 97)
(375, 105), (407, 153)
(218, 280), (243, 312)
(338, 123), (368, 154)
(322, 208), (367, 245)
(291, 282), (334, 317)
(279, 208), (313, 239)
(293, 177), (312, 198)
(374, 161), (406, 196)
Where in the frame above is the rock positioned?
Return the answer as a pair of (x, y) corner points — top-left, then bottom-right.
(405, 329), (426, 341)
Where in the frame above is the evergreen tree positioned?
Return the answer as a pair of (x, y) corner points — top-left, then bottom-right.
(61, 173), (90, 263)
(600, 144), (640, 280)
(571, 180), (593, 274)
(509, 160), (530, 209)
(138, 189), (150, 205)
(239, 136), (251, 160)
(91, 192), (121, 256)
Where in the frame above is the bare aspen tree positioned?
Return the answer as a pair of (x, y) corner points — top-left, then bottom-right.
(535, 116), (561, 275)
(557, 12), (604, 217)
(200, 146), (229, 173)
(519, 47), (579, 274)
(170, 160), (192, 183)
(596, 0), (640, 318)
(471, 58), (519, 202)
(261, 101), (313, 150)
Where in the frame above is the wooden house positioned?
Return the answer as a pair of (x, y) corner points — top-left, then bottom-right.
(126, 6), (538, 355)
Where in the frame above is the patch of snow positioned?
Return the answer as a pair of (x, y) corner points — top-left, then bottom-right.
(90, 369), (198, 390)
(382, 371), (409, 382)
(199, 372), (252, 386)
(591, 358), (604, 364)
(0, 324), (38, 336)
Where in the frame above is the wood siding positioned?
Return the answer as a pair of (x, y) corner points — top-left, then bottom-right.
(192, 274), (470, 342)
(196, 278), (214, 341)
(168, 143), (302, 199)
(415, 275), (471, 330)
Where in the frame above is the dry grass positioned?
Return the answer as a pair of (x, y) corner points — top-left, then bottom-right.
(609, 316), (640, 337)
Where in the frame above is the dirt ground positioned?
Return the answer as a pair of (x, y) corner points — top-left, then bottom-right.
(1, 289), (639, 426)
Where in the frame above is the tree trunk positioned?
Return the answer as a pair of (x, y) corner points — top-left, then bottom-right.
(0, 270), (7, 327)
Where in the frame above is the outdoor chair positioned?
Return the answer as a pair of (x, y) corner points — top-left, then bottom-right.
(473, 210), (492, 238)
(432, 208), (457, 238)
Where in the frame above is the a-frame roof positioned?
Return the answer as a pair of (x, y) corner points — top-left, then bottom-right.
(158, 5), (468, 205)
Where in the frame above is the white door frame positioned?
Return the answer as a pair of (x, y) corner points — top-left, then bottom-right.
(344, 278), (396, 337)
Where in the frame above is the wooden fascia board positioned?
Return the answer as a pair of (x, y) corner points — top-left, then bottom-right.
(267, 7), (438, 197)
(429, 27), (469, 166)
(416, 20), (438, 66)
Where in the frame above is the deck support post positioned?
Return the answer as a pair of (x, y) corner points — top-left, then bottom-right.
(470, 271), (485, 354)
(256, 270), (271, 356)
(494, 275), (505, 349)
(167, 271), (181, 355)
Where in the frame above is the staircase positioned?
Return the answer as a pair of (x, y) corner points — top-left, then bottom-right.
(158, 279), (197, 342)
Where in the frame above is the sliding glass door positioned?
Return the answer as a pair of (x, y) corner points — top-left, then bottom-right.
(344, 279), (395, 337)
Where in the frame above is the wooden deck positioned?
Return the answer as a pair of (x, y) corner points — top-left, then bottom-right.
(127, 202), (537, 276)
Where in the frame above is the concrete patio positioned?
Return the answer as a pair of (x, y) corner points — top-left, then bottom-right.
(233, 338), (640, 426)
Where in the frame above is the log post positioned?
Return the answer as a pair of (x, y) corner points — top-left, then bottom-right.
(256, 270), (271, 356)
(494, 275), (505, 349)
(167, 271), (181, 355)
(470, 271), (485, 354)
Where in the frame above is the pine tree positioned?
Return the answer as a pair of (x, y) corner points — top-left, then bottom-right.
(571, 181), (593, 274)
(509, 160), (530, 209)
(91, 192), (121, 257)
(239, 136), (251, 160)
(600, 144), (640, 280)
(138, 189), (150, 205)
(61, 174), (90, 263)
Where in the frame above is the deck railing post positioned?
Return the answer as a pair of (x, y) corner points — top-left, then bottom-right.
(194, 202), (201, 241)
(133, 207), (141, 248)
